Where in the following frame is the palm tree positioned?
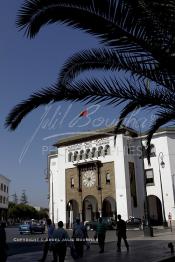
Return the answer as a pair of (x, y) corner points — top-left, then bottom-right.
(5, 0), (175, 159)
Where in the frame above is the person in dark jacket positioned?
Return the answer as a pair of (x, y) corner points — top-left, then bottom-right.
(52, 221), (69, 262)
(72, 218), (86, 258)
(95, 217), (106, 253)
(0, 222), (8, 262)
(116, 214), (129, 252)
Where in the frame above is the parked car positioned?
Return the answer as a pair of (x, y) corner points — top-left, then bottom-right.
(85, 217), (116, 231)
(19, 221), (45, 234)
(126, 217), (142, 230)
(19, 221), (32, 234)
(84, 220), (97, 231)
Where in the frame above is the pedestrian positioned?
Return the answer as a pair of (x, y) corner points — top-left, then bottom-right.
(82, 223), (90, 250)
(94, 217), (106, 253)
(52, 221), (69, 262)
(0, 222), (8, 262)
(38, 218), (55, 262)
(116, 214), (129, 252)
(72, 218), (86, 258)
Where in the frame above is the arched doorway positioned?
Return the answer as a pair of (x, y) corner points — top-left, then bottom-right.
(102, 197), (117, 219)
(148, 195), (163, 225)
(83, 195), (98, 222)
(66, 200), (79, 228)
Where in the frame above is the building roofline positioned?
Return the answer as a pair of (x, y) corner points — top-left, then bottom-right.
(0, 174), (11, 182)
(48, 151), (58, 157)
(141, 126), (175, 137)
(53, 125), (138, 147)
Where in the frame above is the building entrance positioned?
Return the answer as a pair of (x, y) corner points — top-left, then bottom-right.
(82, 195), (98, 221)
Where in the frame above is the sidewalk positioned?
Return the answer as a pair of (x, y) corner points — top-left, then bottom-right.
(6, 241), (175, 262)
(7, 228), (175, 262)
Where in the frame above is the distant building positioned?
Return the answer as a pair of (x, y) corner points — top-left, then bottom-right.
(0, 174), (10, 221)
(34, 206), (42, 211)
(33, 206), (48, 212)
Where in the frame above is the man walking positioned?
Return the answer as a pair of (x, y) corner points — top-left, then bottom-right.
(38, 218), (55, 262)
(95, 217), (106, 253)
(116, 214), (129, 252)
(52, 221), (69, 262)
(72, 218), (86, 258)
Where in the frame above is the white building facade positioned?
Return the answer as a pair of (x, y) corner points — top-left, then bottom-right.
(0, 174), (10, 221)
(143, 127), (175, 225)
(47, 126), (145, 227)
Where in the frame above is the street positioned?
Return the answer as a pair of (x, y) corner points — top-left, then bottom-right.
(6, 226), (144, 256)
(6, 226), (47, 256)
(6, 225), (172, 257)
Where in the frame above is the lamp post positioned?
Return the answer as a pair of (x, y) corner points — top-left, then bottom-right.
(158, 152), (168, 227)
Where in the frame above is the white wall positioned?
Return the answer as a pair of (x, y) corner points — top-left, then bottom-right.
(144, 133), (175, 221)
(49, 133), (145, 223)
(113, 135), (130, 220)
(54, 148), (67, 225)
(166, 134), (175, 219)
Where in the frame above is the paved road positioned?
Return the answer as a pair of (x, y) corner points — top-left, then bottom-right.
(6, 226), (144, 256)
(6, 226), (47, 242)
(7, 240), (175, 262)
(6, 226), (144, 243)
(6, 226), (47, 256)
(6, 226), (172, 256)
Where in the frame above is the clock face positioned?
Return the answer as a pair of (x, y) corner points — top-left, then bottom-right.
(82, 170), (96, 188)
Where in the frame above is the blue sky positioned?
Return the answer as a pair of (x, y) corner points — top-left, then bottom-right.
(0, 1), (157, 207)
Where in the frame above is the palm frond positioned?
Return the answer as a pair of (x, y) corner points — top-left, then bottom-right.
(5, 76), (175, 130)
(147, 0), (175, 31)
(16, 0), (132, 47)
(145, 110), (175, 163)
(57, 48), (175, 91)
(18, 0), (162, 56)
(5, 87), (57, 130)
(58, 48), (156, 84)
(114, 101), (139, 146)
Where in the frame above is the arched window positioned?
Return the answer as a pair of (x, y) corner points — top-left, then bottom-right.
(80, 150), (85, 160)
(74, 151), (79, 161)
(150, 144), (156, 157)
(106, 172), (111, 184)
(70, 177), (74, 188)
(98, 146), (103, 157)
(91, 147), (97, 158)
(85, 149), (91, 159)
(68, 152), (73, 162)
(104, 145), (110, 155)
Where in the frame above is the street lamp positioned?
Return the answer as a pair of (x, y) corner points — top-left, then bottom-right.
(158, 152), (168, 227)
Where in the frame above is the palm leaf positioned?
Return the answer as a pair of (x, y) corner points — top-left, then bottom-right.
(17, 0), (163, 57)
(57, 48), (175, 91)
(16, 0), (131, 46)
(146, 110), (175, 163)
(5, 76), (174, 130)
